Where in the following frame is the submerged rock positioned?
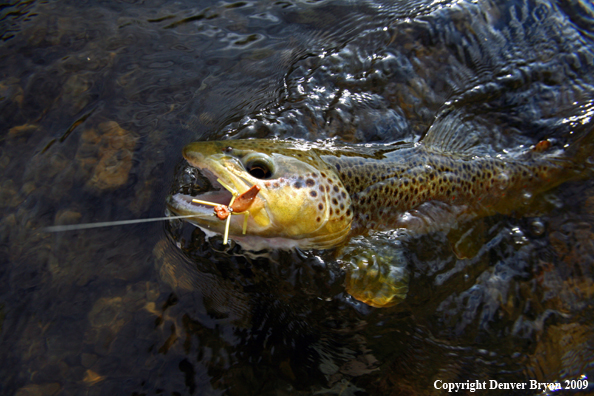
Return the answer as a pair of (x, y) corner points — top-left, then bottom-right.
(76, 121), (138, 191)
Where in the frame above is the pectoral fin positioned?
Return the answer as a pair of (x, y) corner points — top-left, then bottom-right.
(338, 233), (409, 308)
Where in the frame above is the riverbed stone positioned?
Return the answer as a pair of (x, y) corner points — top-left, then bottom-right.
(76, 121), (138, 191)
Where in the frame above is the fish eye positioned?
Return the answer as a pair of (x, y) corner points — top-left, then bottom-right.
(243, 154), (274, 179)
(246, 161), (272, 179)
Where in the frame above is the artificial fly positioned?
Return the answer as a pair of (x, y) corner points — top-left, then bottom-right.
(45, 180), (261, 245)
(191, 179), (260, 244)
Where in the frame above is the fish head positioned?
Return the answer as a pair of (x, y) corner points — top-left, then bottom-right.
(167, 140), (353, 249)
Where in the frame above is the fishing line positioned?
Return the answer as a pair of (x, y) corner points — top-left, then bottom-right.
(44, 215), (199, 232)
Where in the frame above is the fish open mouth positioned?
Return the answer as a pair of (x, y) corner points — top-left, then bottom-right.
(167, 168), (233, 217)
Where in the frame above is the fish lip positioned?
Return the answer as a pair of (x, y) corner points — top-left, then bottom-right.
(166, 191), (231, 216)
(167, 166), (234, 218)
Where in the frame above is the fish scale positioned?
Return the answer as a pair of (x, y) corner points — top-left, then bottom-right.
(323, 145), (564, 234)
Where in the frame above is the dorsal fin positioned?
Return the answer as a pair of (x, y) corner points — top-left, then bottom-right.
(421, 108), (489, 155)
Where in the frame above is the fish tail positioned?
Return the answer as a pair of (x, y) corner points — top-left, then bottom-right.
(559, 101), (594, 167)
(527, 99), (594, 174)
(533, 124), (594, 178)
(569, 127), (594, 166)
(559, 127), (594, 178)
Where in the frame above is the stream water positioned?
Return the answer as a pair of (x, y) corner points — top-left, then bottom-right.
(1, 0), (594, 395)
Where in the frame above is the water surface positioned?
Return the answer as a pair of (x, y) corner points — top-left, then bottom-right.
(1, 0), (594, 395)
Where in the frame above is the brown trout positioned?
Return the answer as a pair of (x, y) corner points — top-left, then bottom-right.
(167, 130), (592, 308)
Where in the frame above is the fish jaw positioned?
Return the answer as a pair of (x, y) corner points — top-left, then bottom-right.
(166, 182), (242, 236)
(168, 146), (269, 236)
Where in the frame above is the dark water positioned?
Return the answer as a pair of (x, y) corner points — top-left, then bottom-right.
(2, 0), (594, 395)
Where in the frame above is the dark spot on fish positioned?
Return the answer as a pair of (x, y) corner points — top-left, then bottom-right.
(312, 173), (318, 178)
(316, 216), (321, 222)
(306, 178), (315, 187)
(329, 208), (333, 215)
(340, 203), (344, 210)
(335, 164), (341, 172)
(273, 182), (280, 188)
(346, 209), (351, 216)
(333, 185), (339, 193)
(404, 180), (409, 186)
(310, 191), (317, 197)
(341, 191), (346, 199)
(294, 181), (303, 189)
(321, 172), (327, 178)
(318, 203), (324, 211)
(332, 198), (338, 205)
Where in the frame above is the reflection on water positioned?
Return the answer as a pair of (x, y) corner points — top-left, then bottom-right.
(1, 0), (594, 394)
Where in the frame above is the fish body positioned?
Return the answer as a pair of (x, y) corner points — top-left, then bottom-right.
(167, 134), (591, 307)
(168, 138), (584, 248)
(324, 143), (574, 235)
